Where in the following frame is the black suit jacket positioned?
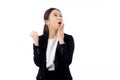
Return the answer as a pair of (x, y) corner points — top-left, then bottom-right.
(33, 33), (74, 80)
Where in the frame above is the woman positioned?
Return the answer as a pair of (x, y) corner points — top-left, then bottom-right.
(31, 8), (74, 80)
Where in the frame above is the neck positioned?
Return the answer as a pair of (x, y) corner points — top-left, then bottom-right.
(48, 28), (57, 39)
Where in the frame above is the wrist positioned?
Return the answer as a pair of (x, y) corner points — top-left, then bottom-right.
(34, 41), (39, 46)
(59, 39), (64, 44)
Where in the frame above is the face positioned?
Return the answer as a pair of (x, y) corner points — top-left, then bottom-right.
(46, 9), (63, 30)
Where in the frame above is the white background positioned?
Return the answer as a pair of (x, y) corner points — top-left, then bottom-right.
(0, 0), (120, 80)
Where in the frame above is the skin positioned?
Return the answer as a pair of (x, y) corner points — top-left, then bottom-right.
(30, 9), (64, 46)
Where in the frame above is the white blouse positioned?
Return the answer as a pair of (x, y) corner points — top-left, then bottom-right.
(46, 38), (58, 71)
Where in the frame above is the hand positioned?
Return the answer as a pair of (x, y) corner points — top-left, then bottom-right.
(30, 31), (39, 46)
(57, 22), (64, 44)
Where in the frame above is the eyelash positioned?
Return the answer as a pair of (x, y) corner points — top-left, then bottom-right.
(54, 14), (62, 17)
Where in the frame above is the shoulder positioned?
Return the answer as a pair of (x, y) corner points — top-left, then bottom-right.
(38, 35), (45, 43)
(38, 35), (44, 39)
(64, 33), (74, 39)
(38, 33), (74, 41)
(64, 33), (74, 43)
(64, 33), (75, 48)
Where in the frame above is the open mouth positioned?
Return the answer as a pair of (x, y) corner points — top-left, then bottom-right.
(58, 22), (61, 24)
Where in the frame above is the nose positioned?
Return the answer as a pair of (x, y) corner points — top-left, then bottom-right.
(58, 16), (62, 20)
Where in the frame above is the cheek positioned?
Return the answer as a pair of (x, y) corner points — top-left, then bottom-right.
(49, 19), (57, 26)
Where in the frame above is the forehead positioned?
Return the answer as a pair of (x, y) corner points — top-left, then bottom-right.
(50, 9), (61, 14)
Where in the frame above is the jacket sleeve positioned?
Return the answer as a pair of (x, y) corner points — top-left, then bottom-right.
(57, 35), (75, 66)
(33, 44), (41, 67)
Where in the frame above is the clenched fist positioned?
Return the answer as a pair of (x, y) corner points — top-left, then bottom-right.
(30, 31), (39, 46)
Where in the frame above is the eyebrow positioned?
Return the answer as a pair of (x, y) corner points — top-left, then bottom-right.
(52, 13), (62, 16)
(53, 13), (58, 14)
(52, 13), (57, 14)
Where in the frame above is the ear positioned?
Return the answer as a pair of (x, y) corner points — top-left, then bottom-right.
(45, 20), (49, 26)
